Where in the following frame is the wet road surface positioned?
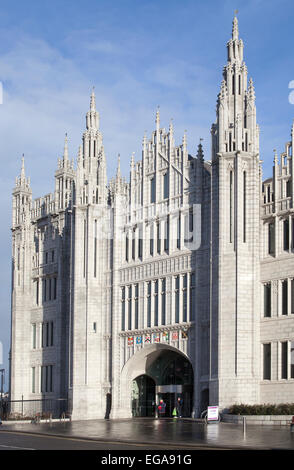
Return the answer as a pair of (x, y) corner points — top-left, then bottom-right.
(1, 418), (294, 450)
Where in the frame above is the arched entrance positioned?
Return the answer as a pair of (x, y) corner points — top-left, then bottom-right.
(129, 346), (193, 417)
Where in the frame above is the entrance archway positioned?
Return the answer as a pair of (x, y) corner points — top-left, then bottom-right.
(126, 345), (193, 418)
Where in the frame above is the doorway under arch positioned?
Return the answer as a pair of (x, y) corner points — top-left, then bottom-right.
(130, 347), (193, 417)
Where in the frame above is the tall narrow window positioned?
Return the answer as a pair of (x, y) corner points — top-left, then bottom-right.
(161, 278), (166, 325)
(32, 324), (36, 349)
(177, 214), (181, 249)
(132, 229), (136, 260)
(150, 177), (156, 203)
(53, 277), (57, 300)
(128, 286), (132, 330)
(125, 232), (129, 262)
(94, 220), (97, 277)
(150, 224), (154, 256)
(164, 216), (169, 253)
(281, 342), (288, 379)
(232, 74), (235, 95)
(175, 276), (180, 323)
(83, 220), (87, 278)
(32, 367), (36, 393)
(190, 273), (195, 321)
(291, 341), (294, 379)
(121, 287), (125, 331)
(157, 222), (161, 254)
(282, 280), (288, 315)
(183, 274), (187, 323)
(154, 280), (158, 326)
(263, 343), (271, 380)
(284, 219), (289, 251)
(264, 283), (271, 317)
(230, 171), (233, 243)
(134, 284), (139, 330)
(238, 74), (241, 94)
(163, 172), (169, 199)
(147, 282), (151, 327)
(291, 280), (294, 314)
(268, 222), (275, 255)
(138, 226), (143, 260)
(243, 171), (246, 242)
(43, 279), (47, 303)
(36, 280), (39, 305)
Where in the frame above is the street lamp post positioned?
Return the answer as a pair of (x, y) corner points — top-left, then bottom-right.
(0, 369), (5, 418)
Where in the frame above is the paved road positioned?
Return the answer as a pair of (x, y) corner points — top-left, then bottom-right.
(1, 418), (294, 450)
(0, 429), (222, 451)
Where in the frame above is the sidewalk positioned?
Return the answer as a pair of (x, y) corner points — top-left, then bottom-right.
(2, 418), (294, 450)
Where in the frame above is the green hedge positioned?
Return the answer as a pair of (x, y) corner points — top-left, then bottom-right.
(228, 403), (294, 415)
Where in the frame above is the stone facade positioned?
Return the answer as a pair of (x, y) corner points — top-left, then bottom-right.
(9, 15), (294, 420)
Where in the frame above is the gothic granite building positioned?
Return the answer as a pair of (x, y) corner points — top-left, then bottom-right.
(10, 16), (294, 420)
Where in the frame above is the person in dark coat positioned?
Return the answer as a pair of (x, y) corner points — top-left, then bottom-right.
(176, 397), (183, 417)
(158, 399), (166, 418)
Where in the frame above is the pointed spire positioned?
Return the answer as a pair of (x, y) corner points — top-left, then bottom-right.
(130, 152), (135, 168)
(273, 148), (278, 164)
(63, 133), (69, 161)
(90, 86), (96, 111)
(232, 11), (239, 41)
(116, 153), (121, 180)
(21, 154), (25, 180)
(156, 106), (160, 129)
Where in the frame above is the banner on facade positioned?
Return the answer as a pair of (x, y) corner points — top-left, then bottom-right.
(181, 331), (188, 339)
(162, 332), (169, 342)
(127, 336), (134, 346)
(144, 334), (151, 344)
(153, 333), (160, 343)
(136, 336), (142, 345)
(172, 332), (178, 341)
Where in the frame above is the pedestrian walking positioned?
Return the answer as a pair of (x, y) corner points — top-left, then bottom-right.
(176, 397), (183, 418)
(158, 399), (166, 418)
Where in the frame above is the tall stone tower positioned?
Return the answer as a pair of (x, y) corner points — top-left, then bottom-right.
(69, 90), (111, 420)
(210, 15), (261, 408)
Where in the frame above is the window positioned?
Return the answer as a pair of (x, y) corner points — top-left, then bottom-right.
(281, 342), (288, 379)
(161, 279), (166, 325)
(125, 232), (129, 262)
(94, 220), (97, 277)
(264, 283), (271, 317)
(128, 286), (132, 330)
(150, 224), (154, 256)
(32, 324), (36, 349)
(150, 177), (156, 203)
(291, 280), (294, 315)
(42, 322), (54, 348)
(121, 287), (125, 331)
(177, 214), (181, 249)
(282, 280), (288, 315)
(138, 226), (143, 260)
(291, 341), (294, 379)
(154, 280), (158, 326)
(230, 171), (233, 243)
(32, 367), (36, 393)
(35, 280), (39, 305)
(41, 365), (53, 393)
(284, 219), (289, 251)
(268, 222), (275, 255)
(135, 284), (139, 330)
(164, 216), (169, 253)
(263, 343), (271, 380)
(190, 273), (195, 321)
(183, 274), (187, 323)
(175, 276), (180, 323)
(163, 172), (169, 199)
(147, 282), (151, 327)
(157, 222), (161, 254)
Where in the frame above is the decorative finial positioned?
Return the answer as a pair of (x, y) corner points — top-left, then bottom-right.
(63, 133), (69, 161)
(21, 154), (25, 179)
(90, 86), (96, 111)
(156, 106), (160, 128)
(232, 11), (239, 40)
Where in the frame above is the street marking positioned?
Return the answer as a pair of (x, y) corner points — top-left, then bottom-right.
(0, 444), (36, 450)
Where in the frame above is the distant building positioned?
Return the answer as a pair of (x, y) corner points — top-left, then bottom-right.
(10, 15), (294, 420)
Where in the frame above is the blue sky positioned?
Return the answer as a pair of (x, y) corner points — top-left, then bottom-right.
(0, 0), (293, 386)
